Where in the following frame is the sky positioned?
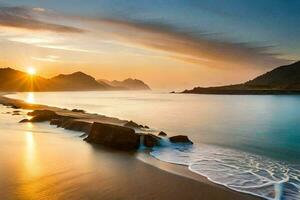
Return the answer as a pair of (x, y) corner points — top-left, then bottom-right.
(0, 0), (299, 89)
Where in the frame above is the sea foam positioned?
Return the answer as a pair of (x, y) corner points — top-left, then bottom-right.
(150, 143), (300, 200)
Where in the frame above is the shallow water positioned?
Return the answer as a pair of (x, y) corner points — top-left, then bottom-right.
(1, 105), (191, 200)
(7, 91), (300, 199)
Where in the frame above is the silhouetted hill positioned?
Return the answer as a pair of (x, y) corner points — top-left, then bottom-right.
(245, 61), (300, 89)
(0, 68), (124, 91)
(50, 72), (112, 91)
(98, 78), (151, 90)
(0, 68), (51, 91)
(183, 61), (300, 94)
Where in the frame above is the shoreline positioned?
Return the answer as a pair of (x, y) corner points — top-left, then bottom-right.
(0, 92), (263, 200)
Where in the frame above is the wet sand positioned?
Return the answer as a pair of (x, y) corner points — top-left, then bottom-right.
(0, 93), (263, 200)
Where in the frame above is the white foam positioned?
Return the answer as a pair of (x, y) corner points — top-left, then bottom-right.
(150, 144), (300, 200)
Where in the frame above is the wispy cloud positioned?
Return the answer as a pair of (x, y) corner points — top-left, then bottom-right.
(85, 18), (291, 69)
(0, 6), (84, 33)
(0, 6), (292, 70)
(32, 55), (60, 62)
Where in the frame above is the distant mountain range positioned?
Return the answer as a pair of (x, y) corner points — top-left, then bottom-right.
(183, 61), (300, 94)
(0, 68), (151, 91)
(98, 78), (151, 90)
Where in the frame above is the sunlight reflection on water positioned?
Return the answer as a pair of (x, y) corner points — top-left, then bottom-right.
(26, 92), (35, 104)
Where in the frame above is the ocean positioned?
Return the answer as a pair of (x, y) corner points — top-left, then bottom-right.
(7, 91), (300, 200)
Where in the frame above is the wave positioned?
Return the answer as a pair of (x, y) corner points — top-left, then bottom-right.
(150, 142), (300, 200)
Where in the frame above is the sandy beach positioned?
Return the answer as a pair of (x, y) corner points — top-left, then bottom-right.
(0, 93), (263, 200)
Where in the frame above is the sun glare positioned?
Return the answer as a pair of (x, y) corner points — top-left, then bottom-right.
(27, 67), (36, 75)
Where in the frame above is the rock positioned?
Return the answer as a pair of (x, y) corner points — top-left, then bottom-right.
(28, 110), (57, 117)
(19, 119), (30, 123)
(85, 122), (140, 150)
(50, 119), (61, 126)
(124, 120), (140, 128)
(72, 109), (85, 113)
(27, 110), (59, 122)
(169, 135), (193, 144)
(144, 126), (150, 129)
(11, 104), (21, 109)
(50, 117), (73, 127)
(62, 120), (91, 133)
(50, 118), (91, 133)
(158, 131), (167, 137)
(143, 134), (161, 148)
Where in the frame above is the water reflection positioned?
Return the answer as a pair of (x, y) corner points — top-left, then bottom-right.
(26, 92), (35, 104)
(24, 131), (38, 177)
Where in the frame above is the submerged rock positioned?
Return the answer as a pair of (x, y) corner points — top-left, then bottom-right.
(158, 131), (167, 137)
(85, 122), (140, 150)
(19, 119), (30, 123)
(72, 109), (85, 113)
(143, 134), (161, 148)
(169, 135), (193, 144)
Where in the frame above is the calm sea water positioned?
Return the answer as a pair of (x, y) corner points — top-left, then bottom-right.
(7, 91), (300, 200)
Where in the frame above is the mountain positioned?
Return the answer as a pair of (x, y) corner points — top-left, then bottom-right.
(245, 61), (300, 89)
(98, 78), (151, 90)
(0, 68), (51, 91)
(50, 72), (112, 91)
(0, 68), (151, 91)
(182, 61), (300, 94)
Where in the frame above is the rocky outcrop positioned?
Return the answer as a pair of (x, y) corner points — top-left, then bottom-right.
(50, 118), (91, 133)
(124, 120), (149, 129)
(158, 131), (167, 137)
(169, 135), (193, 144)
(143, 134), (161, 148)
(85, 122), (140, 150)
(20, 110), (59, 122)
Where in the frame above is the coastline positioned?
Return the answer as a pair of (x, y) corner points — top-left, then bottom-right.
(0, 92), (263, 200)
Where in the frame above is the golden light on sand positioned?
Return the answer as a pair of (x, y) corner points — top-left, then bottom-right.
(27, 67), (36, 75)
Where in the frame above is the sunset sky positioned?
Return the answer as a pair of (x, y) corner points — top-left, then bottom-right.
(0, 0), (299, 89)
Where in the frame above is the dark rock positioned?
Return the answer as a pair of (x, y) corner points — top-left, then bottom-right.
(158, 131), (167, 137)
(50, 119), (61, 126)
(50, 118), (91, 133)
(124, 120), (141, 128)
(72, 109), (85, 113)
(143, 134), (161, 148)
(144, 126), (150, 129)
(11, 104), (21, 109)
(19, 119), (30, 123)
(27, 110), (59, 122)
(85, 122), (140, 150)
(28, 110), (57, 117)
(50, 117), (72, 127)
(62, 120), (91, 133)
(169, 135), (193, 144)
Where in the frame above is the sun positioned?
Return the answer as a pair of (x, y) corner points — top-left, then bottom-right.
(27, 67), (36, 75)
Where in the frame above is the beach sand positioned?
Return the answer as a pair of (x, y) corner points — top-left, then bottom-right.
(0, 93), (263, 200)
